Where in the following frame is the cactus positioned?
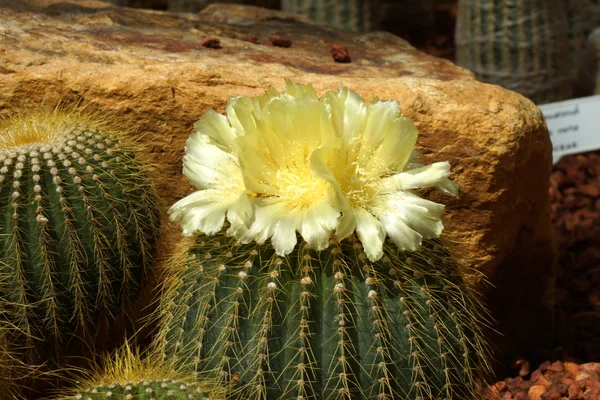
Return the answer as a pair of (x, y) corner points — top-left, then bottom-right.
(565, 0), (596, 84)
(56, 345), (225, 400)
(154, 233), (492, 400)
(0, 111), (160, 364)
(281, 0), (379, 33)
(65, 380), (213, 399)
(456, 0), (572, 104)
(157, 81), (493, 399)
(0, 325), (20, 399)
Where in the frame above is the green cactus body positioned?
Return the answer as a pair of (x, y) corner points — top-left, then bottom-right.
(156, 233), (491, 400)
(56, 344), (225, 400)
(456, 0), (572, 104)
(281, 0), (378, 33)
(0, 112), (160, 362)
(66, 379), (212, 400)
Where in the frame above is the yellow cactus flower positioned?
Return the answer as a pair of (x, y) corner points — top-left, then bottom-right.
(169, 81), (458, 261)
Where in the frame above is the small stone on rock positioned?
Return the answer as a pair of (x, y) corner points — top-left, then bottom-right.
(330, 43), (351, 63)
(270, 35), (291, 48)
(201, 38), (222, 49)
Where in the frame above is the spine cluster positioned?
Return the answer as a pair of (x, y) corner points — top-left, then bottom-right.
(155, 233), (492, 399)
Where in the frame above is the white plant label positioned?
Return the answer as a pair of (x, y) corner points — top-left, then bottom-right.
(538, 95), (600, 164)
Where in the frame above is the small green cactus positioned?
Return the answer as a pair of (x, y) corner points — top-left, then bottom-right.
(65, 379), (212, 399)
(155, 233), (492, 399)
(56, 345), (225, 400)
(0, 111), (160, 364)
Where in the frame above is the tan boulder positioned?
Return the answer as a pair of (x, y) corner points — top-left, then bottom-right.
(0, 0), (556, 371)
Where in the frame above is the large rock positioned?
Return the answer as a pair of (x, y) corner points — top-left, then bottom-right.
(0, 0), (556, 371)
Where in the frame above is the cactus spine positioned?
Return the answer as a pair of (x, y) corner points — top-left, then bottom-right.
(456, 0), (572, 104)
(0, 325), (21, 399)
(155, 233), (492, 400)
(0, 111), (160, 364)
(281, 0), (379, 33)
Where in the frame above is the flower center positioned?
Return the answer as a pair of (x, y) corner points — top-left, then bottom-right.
(276, 166), (329, 209)
(338, 162), (378, 210)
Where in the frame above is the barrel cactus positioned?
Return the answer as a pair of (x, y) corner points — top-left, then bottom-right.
(56, 345), (225, 400)
(281, 0), (379, 33)
(0, 111), (160, 363)
(156, 82), (493, 399)
(455, 0), (572, 104)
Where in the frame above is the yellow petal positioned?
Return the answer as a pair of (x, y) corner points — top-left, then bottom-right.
(335, 211), (357, 242)
(381, 161), (457, 194)
(355, 208), (386, 262)
(241, 201), (281, 245)
(364, 116), (418, 176)
(169, 190), (229, 236)
(376, 209), (423, 252)
(193, 109), (238, 152)
(271, 213), (298, 256)
(226, 193), (254, 239)
(298, 200), (339, 251)
(374, 191), (445, 247)
(183, 134), (241, 190)
(357, 100), (401, 163)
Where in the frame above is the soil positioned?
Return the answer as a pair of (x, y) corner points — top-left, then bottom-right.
(488, 151), (600, 398)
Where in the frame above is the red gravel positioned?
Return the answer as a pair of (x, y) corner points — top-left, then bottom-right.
(550, 151), (600, 362)
(489, 150), (600, 398)
(486, 360), (600, 399)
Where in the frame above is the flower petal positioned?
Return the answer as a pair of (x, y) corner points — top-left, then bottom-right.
(169, 190), (229, 236)
(335, 211), (357, 242)
(309, 145), (348, 210)
(375, 191), (445, 242)
(394, 192), (445, 238)
(357, 100), (401, 163)
(271, 214), (298, 256)
(380, 161), (456, 193)
(376, 210), (423, 252)
(364, 116), (418, 176)
(241, 201), (281, 245)
(193, 109), (238, 152)
(183, 133), (240, 190)
(225, 193), (254, 239)
(400, 160), (460, 197)
(226, 87), (280, 136)
(324, 86), (367, 145)
(283, 80), (319, 99)
(298, 200), (339, 251)
(355, 208), (386, 262)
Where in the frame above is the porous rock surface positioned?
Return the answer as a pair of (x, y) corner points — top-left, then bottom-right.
(0, 0), (556, 368)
